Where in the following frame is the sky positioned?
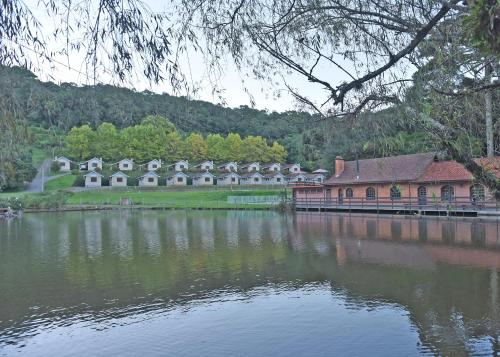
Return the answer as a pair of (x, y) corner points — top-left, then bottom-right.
(22, 0), (348, 113)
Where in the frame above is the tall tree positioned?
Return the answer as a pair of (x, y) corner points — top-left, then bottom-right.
(185, 133), (208, 162)
(65, 125), (94, 160)
(206, 134), (225, 161)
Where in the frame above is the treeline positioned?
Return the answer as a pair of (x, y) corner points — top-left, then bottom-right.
(65, 115), (287, 163)
(1, 65), (310, 138)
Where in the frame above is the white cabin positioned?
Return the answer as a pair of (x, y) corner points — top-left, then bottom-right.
(217, 172), (240, 186)
(283, 163), (301, 174)
(138, 171), (160, 186)
(262, 163), (281, 173)
(192, 172), (215, 186)
(240, 172), (264, 185)
(84, 171), (103, 187)
(194, 160), (214, 170)
(166, 172), (189, 186)
(240, 162), (260, 173)
(217, 162), (238, 172)
(173, 160), (189, 172)
(263, 172), (286, 185)
(54, 156), (71, 172)
(118, 159), (134, 171)
(146, 159), (162, 171)
(109, 171), (129, 187)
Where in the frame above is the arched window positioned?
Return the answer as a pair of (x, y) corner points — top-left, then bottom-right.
(417, 186), (427, 205)
(390, 185), (401, 200)
(366, 187), (376, 200)
(441, 185), (454, 201)
(346, 188), (353, 198)
(470, 184), (485, 202)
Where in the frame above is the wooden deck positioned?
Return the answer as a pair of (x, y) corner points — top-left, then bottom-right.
(293, 197), (500, 217)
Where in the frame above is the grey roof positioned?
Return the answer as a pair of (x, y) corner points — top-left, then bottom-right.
(240, 172), (264, 179)
(240, 162), (259, 168)
(109, 171), (129, 178)
(263, 172), (285, 178)
(191, 171), (216, 179)
(217, 172), (240, 179)
(166, 171), (189, 179)
(84, 170), (103, 177)
(138, 171), (160, 179)
(324, 153), (437, 185)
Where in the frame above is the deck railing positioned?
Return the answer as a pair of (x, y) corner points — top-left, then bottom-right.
(293, 196), (499, 212)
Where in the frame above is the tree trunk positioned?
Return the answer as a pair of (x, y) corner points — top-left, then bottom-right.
(485, 61), (494, 157)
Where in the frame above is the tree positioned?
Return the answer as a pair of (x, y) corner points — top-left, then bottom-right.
(241, 136), (271, 163)
(121, 124), (167, 162)
(222, 133), (243, 162)
(65, 125), (94, 160)
(141, 115), (176, 136)
(206, 134), (225, 161)
(165, 131), (186, 161)
(269, 141), (287, 163)
(94, 123), (120, 161)
(184, 133), (208, 162)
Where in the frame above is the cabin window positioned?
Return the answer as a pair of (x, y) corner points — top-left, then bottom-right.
(117, 177), (123, 183)
(346, 188), (353, 198)
(148, 177), (154, 183)
(231, 177), (236, 182)
(90, 177), (97, 183)
(204, 177), (211, 182)
(390, 186), (401, 200)
(123, 163), (128, 168)
(297, 177), (303, 182)
(366, 187), (376, 200)
(60, 162), (66, 167)
(177, 177), (183, 182)
(441, 185), (454, 201)
(152, 164), (157, 169)
(254, 177), (259, 182)
(92, 163), (98, 168)
(180, 165), (184, 169)
(277, 177), (281, 182)
(470, 184), (485, 201)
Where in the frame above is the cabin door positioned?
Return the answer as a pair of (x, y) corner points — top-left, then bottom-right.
(326, 189), (332, 203)
(338, 188), (343, 204)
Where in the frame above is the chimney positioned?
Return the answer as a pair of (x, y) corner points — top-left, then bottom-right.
(335, 156), (344, 177)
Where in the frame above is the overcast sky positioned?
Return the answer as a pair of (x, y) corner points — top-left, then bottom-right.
(22, 0), (348, 113)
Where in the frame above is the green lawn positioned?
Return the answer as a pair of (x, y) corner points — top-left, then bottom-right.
(67, 188), (288, 209)
(45, 175), (77, 191)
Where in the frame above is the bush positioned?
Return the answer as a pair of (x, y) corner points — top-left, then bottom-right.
(51, 161), (61, 173)
(73, 175), (85, 187)
(0, 191), (71, 210)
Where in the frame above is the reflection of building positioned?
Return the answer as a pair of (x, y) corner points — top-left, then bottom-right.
(294, 213), (500, 268)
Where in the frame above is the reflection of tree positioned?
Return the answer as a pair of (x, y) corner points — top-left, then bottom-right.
(0, 211), (499, 355)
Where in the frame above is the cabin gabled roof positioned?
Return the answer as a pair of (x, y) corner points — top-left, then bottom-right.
(217, 172), (241, 179)
(191, 171), (216, 179)
(263, 172), (285, 179)
(240, 162), (259, 169)
(138, 171), (160, 179)
(84, 170), (104, 177)
(193, 160), (214, 167)
(109, 171), (129, 178)
(166, 171), (189, 179)
(261, 162), (280, 169)
(282, 163), (300, 169)
(240, 172), (264, 179)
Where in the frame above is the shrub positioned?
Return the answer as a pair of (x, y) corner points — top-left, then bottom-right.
(74, 175), (85, 187)
(51, 161), (61, 173)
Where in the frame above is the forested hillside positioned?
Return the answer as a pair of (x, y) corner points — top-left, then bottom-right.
(0, 66), (310, 138)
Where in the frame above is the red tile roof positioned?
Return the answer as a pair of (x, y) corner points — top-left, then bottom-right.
(325, 153), (436, 185)
(417, 161), (472, 182)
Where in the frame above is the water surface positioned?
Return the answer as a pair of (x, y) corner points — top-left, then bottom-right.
(0, 211), (499, 356)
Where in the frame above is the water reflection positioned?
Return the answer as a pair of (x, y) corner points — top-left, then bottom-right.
(0, 211), (499, 356)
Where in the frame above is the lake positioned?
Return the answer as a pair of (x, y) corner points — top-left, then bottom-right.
(0, 210), (499, 356)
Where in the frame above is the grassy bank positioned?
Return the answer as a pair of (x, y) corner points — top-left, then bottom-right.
(1, 187), (289, 211)
(67, 188), (288, 209)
